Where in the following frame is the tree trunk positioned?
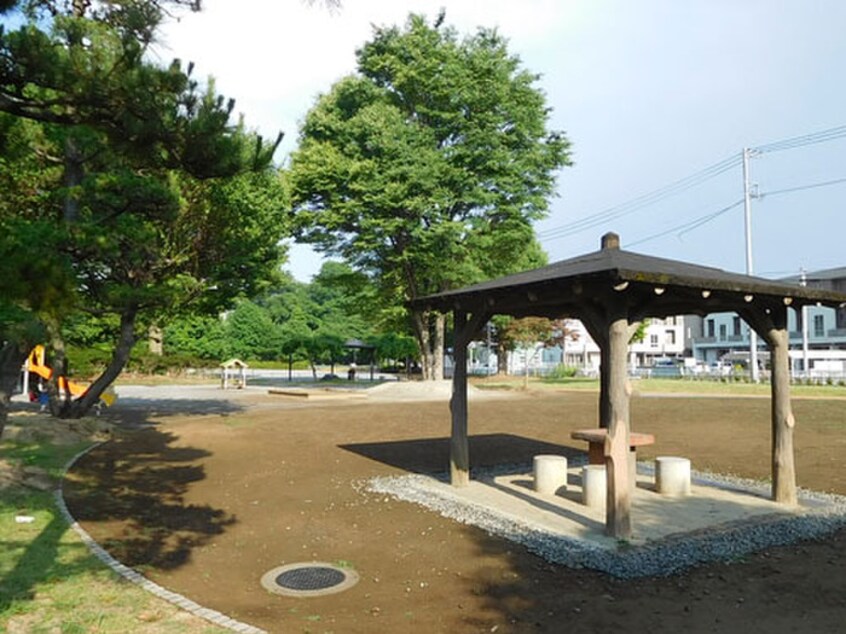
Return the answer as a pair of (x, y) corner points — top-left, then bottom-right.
(409, 309), (447, 381)
(495, 340), (509, 375)
(0, 341), (32, 439)
(148, 325), (163, 355)
(44, 316), (72, 417)
(411, 308), (434, 380)
(65, 306), (139, 418)
(432, 312), (445, 381)
(63, 135), (84, 223)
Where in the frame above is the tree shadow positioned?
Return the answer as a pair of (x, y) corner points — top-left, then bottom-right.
(455, 521), (846, 633)
(0, 494), (98, 613)
(62, 426), (236, 570)
(1, 398), (238, 618)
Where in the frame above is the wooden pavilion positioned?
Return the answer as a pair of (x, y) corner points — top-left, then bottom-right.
(412, 232), (846, 538)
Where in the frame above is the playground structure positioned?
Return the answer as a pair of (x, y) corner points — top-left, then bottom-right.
(220, 358), (248, 389)
(21, 345), (117, 410)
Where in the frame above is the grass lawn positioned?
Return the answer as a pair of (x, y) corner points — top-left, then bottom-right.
(472, 374), (846, 398)
(0, 415), (226, 633)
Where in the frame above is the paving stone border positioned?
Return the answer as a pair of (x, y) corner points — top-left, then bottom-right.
(57, 442), (267, 634)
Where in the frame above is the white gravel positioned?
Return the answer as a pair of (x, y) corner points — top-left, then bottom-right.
(369, 465), (846, 578)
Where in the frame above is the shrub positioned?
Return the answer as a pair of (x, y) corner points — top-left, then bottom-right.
(546, 364), (579, 380)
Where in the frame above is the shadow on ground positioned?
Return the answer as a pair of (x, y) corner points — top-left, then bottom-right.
(63, 426), (235, 570)
(339, 433), (585, 473)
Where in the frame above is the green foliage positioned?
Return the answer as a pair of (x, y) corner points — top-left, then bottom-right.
(0, 2), (289, 415)
(545, 364), (580, 380)
(371, 331), (418, 363)
(288, 12), (571, 369)
(224, 300), (284, 361)
(163, 314), (227, 359)
(629, 319), (650, 344)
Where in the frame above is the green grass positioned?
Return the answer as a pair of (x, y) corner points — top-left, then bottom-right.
(471, 375), (846, 398)
(0, 421), (227, 633)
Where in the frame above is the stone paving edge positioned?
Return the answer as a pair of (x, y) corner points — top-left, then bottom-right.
(56, 441), (267, 634)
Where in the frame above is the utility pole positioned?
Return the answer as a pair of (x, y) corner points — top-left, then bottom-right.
(801, 268), (809, 378)
(742, 147), (760, 382)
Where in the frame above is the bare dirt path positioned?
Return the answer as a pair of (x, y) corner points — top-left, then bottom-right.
(63, 386), (846, 633)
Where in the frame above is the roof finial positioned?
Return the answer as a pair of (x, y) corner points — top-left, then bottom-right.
(601, 232), (620, 250)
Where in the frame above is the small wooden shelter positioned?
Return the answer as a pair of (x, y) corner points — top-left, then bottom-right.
(412, 232), (846, 538)
(220, 358), (248, 390)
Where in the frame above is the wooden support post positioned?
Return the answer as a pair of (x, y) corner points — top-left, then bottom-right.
(742, 305), (798, 506)
(579, 310), (610, 429)
(605, 311), (632, 538)
(450, 310), (470, 487)
(769, 308), (797, 505)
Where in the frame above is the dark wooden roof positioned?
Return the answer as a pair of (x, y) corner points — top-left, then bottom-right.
(413, 233), (846, 320)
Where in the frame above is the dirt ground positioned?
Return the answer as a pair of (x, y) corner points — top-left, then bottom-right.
(62, 387), (846, 633)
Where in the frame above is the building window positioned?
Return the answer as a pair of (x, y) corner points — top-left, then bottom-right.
(837, 306), (846, 330)
(666, 330), (676, 345)
(814, 314), (825, 337)
(719, 324), (727, 341)
(732, 316), (741, 337)
(650, 334), (659, 347)
(707, 319), (715, 338)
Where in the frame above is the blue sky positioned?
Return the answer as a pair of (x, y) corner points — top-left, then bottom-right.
(159, 0), (846, 282)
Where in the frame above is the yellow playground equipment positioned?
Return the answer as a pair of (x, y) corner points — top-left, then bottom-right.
(24, 345), (117, 410)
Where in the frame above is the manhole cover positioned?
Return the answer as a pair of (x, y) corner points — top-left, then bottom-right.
(261, 562), (359, 597)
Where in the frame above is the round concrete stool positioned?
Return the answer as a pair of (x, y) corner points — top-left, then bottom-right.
(581, 464), (606, 509)
(655, 456), (691, 496)
(533, 455), (568, 495)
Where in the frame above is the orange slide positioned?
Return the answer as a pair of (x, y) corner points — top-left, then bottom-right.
(26, 345), (117, 406)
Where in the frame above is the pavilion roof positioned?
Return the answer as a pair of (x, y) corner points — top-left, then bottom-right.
(413, 233), (846, 320)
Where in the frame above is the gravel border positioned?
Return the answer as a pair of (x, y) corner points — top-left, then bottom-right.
(56, 442), (267, 634)
(368, 464), (846, 579)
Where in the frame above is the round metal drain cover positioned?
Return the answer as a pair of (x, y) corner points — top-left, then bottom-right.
(261, 562), (359, 597)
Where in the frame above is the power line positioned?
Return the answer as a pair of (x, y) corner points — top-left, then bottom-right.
(536, 123), (846, 246)
(753, 124), (846, 154)
(759, 175), (846, 199)
(536, 153), (742, 242)
(627, 199), (744, 248)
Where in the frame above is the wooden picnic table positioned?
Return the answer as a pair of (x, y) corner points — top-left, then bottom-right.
(570, 428), (655, 494)
(570, 428), (655, 465)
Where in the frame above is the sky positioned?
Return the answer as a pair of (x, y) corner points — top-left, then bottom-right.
(158, 0), (846, 283)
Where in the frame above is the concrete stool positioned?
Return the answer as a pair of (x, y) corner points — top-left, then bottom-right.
(655, 456), (691, 496)
(581, 464), (606, 509)
(533, 455), (568, 495)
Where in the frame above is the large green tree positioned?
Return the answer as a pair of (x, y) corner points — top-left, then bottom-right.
(0, 0), (287, 420)
(288, 12), (570, 379)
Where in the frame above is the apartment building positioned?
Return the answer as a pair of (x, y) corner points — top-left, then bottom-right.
(690, 267), (846, 376)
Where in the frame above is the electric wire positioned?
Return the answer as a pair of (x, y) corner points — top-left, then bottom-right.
(536, 124), (846, 247)
(626, 199), (744, 248)
(753, 125), (846, 154)
(536, 153), (742, 242)
(758, 176), (846, 199)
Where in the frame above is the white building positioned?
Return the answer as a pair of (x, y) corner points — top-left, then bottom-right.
(499, 317), (687, 376)
(689, 267), (846, 378)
